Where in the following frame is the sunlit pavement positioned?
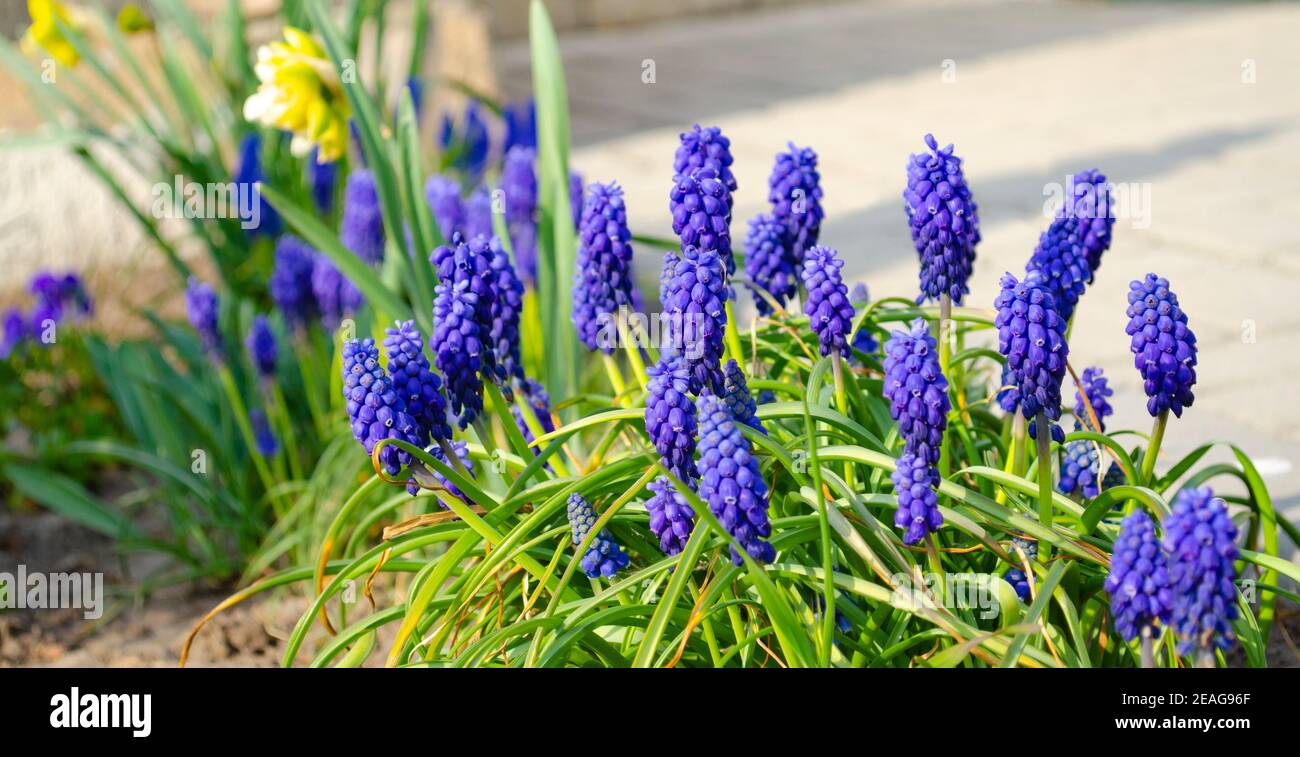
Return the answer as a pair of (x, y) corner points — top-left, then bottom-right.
(499, 0), (1300, 550)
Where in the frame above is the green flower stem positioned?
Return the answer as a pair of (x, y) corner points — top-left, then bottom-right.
(616, 307), (650, 390)
(1196, 647), (1216, 668)
(1035, 411), (1053, 563)
(724, 300), (745, 363)
(937, 294), (953, 485)
(601, 353), (628, 401)
(1140, 627), (1155, 668)
(1138, 410), (1169, 486)
(218, 366), (281, 516)
(296, 336), (328, 438)
(269, 382), (304, 481)
(831, 353), (855, 489)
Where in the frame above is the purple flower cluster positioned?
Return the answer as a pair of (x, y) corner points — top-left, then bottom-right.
(250, 409), (278, 457)
(883, 318), (950, 466)
(424, 175), (465, 242)
(431, 279), (485, 429)
(245, 315), (277, 378)
(768, 142), (824, 260)
(501, 146), (539, 282)
(503, 99), (536, 153)
(1, 271), (92, 359)
(340, 169), (385, 265)
(669, 169), (734, 274)
(1058, 440), (1100, 498)
(439, 100), (490, 185)
(645, 477), (696, 556)
(384, 320), (451, 442)
(341, 338), (423, 478)
(233, 133), (280, 238)
(1105, 510), (1172, 642)
(993, 272), (1068, 432)
(1074, 366), (1113, 432)
(311, 255), (364, 330)
(891, 452), (942, 546)
(1125, 274), (1197, 418)
(661, 247), (729, 395)
(742, 213), (796, 315)
(722, 359), (765, 434)
(1164, 487), (1238, 654)
(903, 134), (980, 304)
(1066, 168), (1114, 278)
(674, 124), (737, 192)
(488, 241), (526, 388)
(270, 235), (320, 332)
(1004, 536), (1037, 602)
(644, 354), (698, 482)
(801, 245), (856, 358)
(511, 378), (555, 453)
(184, 278), (223, 360)
(306, 146), (336, 213)
(1025, 216), (1091, 322)
(572, 181), (637, 353)
(696, 394), (775, 565)
(848, 283), (878, 355)
(566, 493), (630, 579)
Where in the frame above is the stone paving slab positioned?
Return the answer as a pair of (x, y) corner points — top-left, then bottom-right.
(496, 0), (1300, 548)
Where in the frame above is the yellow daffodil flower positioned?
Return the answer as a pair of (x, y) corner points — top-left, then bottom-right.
(243, 27), (351, 164)
(116, 3), (153, 35)
(20, 0), (82, 69)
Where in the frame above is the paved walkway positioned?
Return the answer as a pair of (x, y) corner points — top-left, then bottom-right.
(499, 0), (1300, 544)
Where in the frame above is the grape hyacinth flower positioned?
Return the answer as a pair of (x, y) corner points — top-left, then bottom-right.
(311, 255), (364, 331)
(306, 146), (336, 213)
(662, 247), (729, 394)
(463, 187), (494, 241)
(1164, 487), (1239, 657)
(697, 394), (776, 565)
(658, 250), (679, 309)
(644, 354), (698, 482)
(245, 315), (278, 379)
(848, 283), (878, 355)
(489, 241), (526, 388)
(566, 493), (630, 579)
(891, 452), (942, 545)
(1066, 168), (1114, 278)
(645, 477), (696, 556)
(1, 308), (25, 360)
(502, 146), (539, 283)
(674, 124), (737, 191)
(340, 169), (385, 265)
(503, 98), (537, 153)
(270, 235), (320, 332)
(439, 100), (490, 185)
(250, 409), (278, 457)
(1105, 510), (1172, 644)
(669, 168), (734, 274)
(768, 142), (824, 260)
(1025, 215), (1091, 322)
(722, 359), (765, 434)
(431, 279), (486, 429)
(1004, 537), (1037, 602)
(882, 318), (949, 466)
(184, 278), (223, 360)
(569, 170), (585, 230)
(431, 235), (502, 389)
(903, 134), (980, 304)
(742, 213), (796, 316)
(1074, 366), (1113, 432)
(233, 133), (281, 238)
(1125, 274), (1197, 418)
(342, 338), (423, 477)
(424, 174), (465, 242)
(993, 272), (1068, 437)
(384, 320), (451, 443)
(801, 245), (856, 359)
(572, 181), (636, 353)
(1058, 440), (1101, 498)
